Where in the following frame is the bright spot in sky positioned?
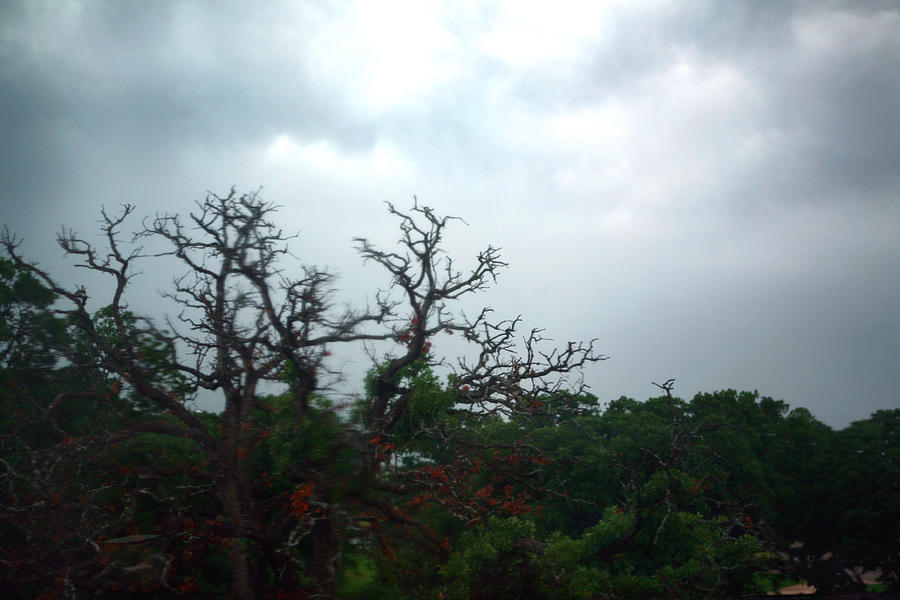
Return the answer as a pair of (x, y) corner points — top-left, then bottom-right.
(262, 134), (415, 182)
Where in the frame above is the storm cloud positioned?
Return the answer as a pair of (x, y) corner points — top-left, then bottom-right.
(2, 0), (898, 426)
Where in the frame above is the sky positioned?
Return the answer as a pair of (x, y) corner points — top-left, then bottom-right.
(2, 0), (899, 428)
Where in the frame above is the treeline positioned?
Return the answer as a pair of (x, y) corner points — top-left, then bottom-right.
(1, 196), (897, 598)
(3, 349), (897, 598)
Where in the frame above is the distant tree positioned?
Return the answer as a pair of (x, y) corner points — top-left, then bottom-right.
(684, 390), (900, 594)
(836, 409), (900, 592)
(2, 191), (604, 599)
(803, 409), (899, 593)
(370, 382), (772, 599)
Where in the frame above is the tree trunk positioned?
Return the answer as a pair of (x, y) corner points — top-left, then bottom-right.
(221, 386), (261, 600)
(311, 508), (339, 599)
(228, 536), (257, 600)
(220, 473), (259, 600)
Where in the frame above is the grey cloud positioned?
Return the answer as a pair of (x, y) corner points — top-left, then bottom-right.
(1, 0), (898, 427)
(2, 1), (379, 155)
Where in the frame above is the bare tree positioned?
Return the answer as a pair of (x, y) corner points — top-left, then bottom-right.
(3, 190), (605, 598)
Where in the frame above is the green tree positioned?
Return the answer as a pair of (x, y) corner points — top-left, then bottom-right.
(371, 383), (770, 599)
(822, 410), (900, 592)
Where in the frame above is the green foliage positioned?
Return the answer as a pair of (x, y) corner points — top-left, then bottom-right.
(360, 357), (457, 451)
(4, 240), (898, 598)
(364, 387), (783, 599)
(336, 553), (404, 600)
(0, 257), (66, 368)
(88, 306), (194, 412)
(825, 409), (900, 591)
(442, 517), (541, 600)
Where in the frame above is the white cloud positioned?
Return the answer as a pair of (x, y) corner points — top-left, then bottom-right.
(305, 0), (464, 112)
(476, 0), (615, 67)
(261, 134), (416, 183)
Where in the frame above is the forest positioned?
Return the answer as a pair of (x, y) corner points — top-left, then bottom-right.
(1, 192), (898, 599)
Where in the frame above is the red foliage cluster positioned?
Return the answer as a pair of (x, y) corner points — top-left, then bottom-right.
(398, 446), (552, 530)
(418, 464), (450, 484)
(289, 483), (316, 519)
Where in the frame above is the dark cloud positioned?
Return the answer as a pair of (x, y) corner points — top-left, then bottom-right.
(1, 0), (897, 426)
(1, 1), (379, 166)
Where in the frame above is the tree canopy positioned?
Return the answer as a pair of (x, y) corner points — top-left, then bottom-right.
(1, 192), (896, 599)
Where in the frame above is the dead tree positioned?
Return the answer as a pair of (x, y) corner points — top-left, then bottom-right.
(3, 190), (605, 599)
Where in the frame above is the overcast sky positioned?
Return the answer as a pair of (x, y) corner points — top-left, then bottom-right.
(2, 0), (899, 428)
